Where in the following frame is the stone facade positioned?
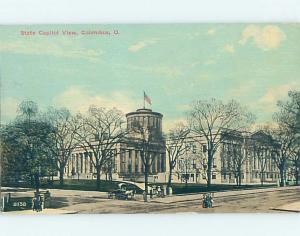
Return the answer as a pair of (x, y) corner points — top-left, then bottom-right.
(64, 108), (166, 183)
(64, 108), (280, 185)
(168, 130), (279, 185)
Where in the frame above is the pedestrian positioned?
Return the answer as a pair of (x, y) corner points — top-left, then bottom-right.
(206, 193), (214, 208)
(202, 194), (207, 208)
(157, 186), (162, 197)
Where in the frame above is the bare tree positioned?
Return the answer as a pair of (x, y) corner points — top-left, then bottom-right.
(76, 106), (125, 190)
(222, 131), (248, 186)
(188, 98), (255, 188)
(274, 90), (300, 185)
(276, 91), (300, 133)
(165, 123), (190, 190)
(269, 127), (295, 187)
(290, 146), (300, 185)
(43, 107), (82, 186)
(130, 120), (157, 201)
(251, 131), (273, 186)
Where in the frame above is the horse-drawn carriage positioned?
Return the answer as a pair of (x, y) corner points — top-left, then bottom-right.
(108, 183), (135, 200)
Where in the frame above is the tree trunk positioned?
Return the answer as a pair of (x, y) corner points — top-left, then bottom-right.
(167, 166), (173, 189)
(109, 168), (113, 182)
(96, 166), (101, 190)
(260, 172), (264, 186)
(59, 167), (65, 186)
(144, 164), (149, 202)
(30, 174), (34, 187)
(279, 166), (285, 187)
(238, 169), (242, 186)
(295, 169), (299, 186)
(34, 173), (40, 193)
(207, 149), (213, 190)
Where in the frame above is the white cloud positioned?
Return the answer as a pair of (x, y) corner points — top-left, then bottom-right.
(163, 118), (187, 133)
(239, 25), (286, 50)
(223, 44), (235, 54)
(128, 38), (158, 52)
(0, 40), (103, 61)
(250, 81), (300, 113)
(53, 86), (136, 114)
(207, 28), (216, 36)
(227, 81), (256, 98)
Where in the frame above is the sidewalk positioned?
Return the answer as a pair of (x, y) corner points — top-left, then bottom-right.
(272, 202), (300, 213)
(147, 186), (300, 204)
(1, 209), (78, 215)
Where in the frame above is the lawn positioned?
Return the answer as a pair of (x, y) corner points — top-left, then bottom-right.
(170, 183), (277, 194)
(3, 179), (277, 194)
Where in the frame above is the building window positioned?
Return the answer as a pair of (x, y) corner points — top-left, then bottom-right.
(191, 174), (194, 181)
(149, 117), (153, 126)
(213, 158), (217, 168)
(212, 174), (216, 179)
(202, 145), (207, 153)
(192, 145), (197, 154)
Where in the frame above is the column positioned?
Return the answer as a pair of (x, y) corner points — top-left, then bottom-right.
(76, 153), (79, 174)
(80, 153), (83, 174)
(157, 154), (161, 173)
(131, 150), (136, 174)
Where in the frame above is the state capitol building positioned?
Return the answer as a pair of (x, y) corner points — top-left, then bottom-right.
(64, 107), (280, 185)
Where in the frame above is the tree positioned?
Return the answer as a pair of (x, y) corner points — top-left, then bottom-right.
(251, 131), (274, 186)
(274, 90), (300, 185)
(165, 123), (190, 190)
(188, 98), (255, 188)
(1, 102), (55, 192)
(276, 91), (300, 133)
(130, 120), (157, 201)
(290, 145), (300, 185)
(267, 127), (295, 187)
(222, 131), (248, 186)
(43, 107), (82, 186)
(75, 106), (125, 190)
(1, 124), (31, 185)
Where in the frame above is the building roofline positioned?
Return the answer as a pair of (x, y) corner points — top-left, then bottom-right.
(126, 108), (163, 118)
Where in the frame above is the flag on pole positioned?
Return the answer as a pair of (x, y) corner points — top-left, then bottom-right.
(144, 91), (152, 105)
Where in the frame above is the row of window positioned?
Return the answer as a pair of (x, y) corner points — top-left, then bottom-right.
(127, 116), (162, 129)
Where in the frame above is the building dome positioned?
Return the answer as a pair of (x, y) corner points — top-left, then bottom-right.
(126, 108), (163, 140)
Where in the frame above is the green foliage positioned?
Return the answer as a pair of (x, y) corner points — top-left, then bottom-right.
(1, 100), (56, 187)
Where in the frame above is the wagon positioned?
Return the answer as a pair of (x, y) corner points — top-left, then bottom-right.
(108, 183), (135, 200)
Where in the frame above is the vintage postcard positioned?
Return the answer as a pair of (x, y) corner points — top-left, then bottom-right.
(0, 24), (299, 214)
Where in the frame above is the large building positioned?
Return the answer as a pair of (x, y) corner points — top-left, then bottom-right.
(64, 108), (166, 183)
(64, 107), (280, 185)
(170, 130), (279, 185)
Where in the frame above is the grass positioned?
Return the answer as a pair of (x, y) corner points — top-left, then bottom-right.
(170, 183), (277, 194)
(3, 179), (277, 194)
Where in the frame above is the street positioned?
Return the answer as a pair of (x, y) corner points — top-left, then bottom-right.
(1, 186), (300, 214)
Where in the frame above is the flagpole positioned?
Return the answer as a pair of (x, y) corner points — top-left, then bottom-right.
(143, 91), (145, 109)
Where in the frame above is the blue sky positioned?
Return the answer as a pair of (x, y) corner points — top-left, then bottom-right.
(1, 24), (299, 130)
